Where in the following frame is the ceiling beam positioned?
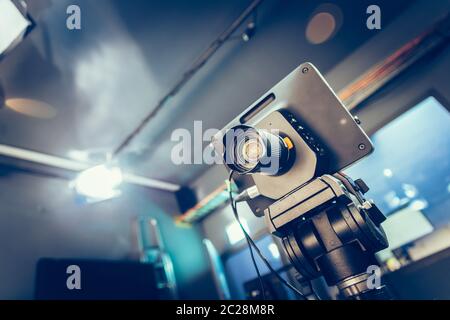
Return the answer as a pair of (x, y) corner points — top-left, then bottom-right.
(0, 143), (180, 192)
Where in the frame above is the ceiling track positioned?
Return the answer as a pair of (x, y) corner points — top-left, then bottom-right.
(111, 0), (264, 157)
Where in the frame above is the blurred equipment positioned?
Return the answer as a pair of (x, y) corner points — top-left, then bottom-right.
(175, 181), (238, 226)
(136, 217), (178, 299)
(0, 0), (34, 59)
(35, 258), (159, 300)
(383, 247), (450, 299)
(244, 270), (319, 300)
(244, 272), (290, 300)
(175, 186), (198, 214)
(406, 226), (450, 262)
(376, 206), (434, 264)
(381, 226), (450, 272)
(214, 63), (390, 299)
(203, 239), (231, 300)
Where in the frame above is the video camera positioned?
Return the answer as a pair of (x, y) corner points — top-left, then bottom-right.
(212, 63), (390, 299)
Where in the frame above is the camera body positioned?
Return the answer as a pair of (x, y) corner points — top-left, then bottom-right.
(212, 62), (373, 216)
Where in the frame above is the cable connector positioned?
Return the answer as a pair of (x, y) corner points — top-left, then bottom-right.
(234, 185), (260, 202)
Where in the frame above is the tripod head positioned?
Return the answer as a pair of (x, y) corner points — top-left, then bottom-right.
(265, 172), (389, 299)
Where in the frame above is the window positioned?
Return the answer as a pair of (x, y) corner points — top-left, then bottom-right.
(346, 96), (450, 251)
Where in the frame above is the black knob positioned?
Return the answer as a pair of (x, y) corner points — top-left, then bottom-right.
(355, 178), (369, 194)
(367, 203), (386, 226)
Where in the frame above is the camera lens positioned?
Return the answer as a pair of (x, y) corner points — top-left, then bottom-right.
(234, 130), (265, 171)
(223, 125), (294, 175)
(241, 139), (263, 163)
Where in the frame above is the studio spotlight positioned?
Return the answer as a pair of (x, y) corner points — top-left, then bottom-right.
(72, 164), (123, 202)
(0, 0), (35, 59)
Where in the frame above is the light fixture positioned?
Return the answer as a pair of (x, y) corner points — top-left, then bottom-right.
(305, 3), (343, 45)
(225, 218), (249, 245)
(4, 98), (57, 119)
(72, 164), (123, 202)
(0, 0), (35, 59)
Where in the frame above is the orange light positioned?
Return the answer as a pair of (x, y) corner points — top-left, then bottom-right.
(283, 137), (294, 150)
(306, 12), (336, 44)
(5, 98), (57, 119)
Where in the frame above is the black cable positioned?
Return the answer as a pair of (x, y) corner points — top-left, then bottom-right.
(231, 199), (266, 300)
(228, 171), (307, 300)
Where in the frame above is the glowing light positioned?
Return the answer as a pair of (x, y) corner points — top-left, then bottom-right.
(306, 4), (342, 45)
(5, 98), (57, 119)
(402, 183), (418, 198)
(306, 12), (336, 44)
(67, 150), (90, 163)
(383, 168), (393, 178)
(72, 164), (123, 201)
(226, 218), (249, 245)
(268, 243), (280, 259)
(410, 199), (428, 211)
(384, 191), (401, 209)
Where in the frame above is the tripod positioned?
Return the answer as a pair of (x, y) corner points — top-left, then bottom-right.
(264, 172), (391, 299)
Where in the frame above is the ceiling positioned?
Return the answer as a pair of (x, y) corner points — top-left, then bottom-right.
(0, 0), (415, 186)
